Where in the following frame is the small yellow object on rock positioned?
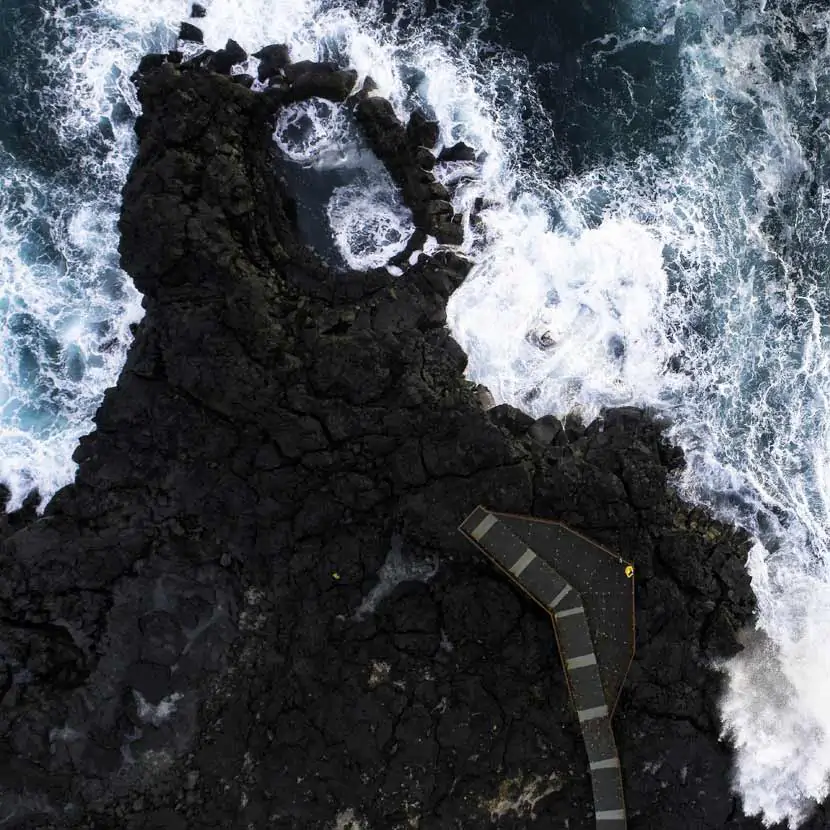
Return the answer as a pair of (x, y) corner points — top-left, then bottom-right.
(332, 572), (341, 580)
(625, 565), (634, 579)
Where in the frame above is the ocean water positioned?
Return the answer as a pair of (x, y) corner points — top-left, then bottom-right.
(1, 0), (829, 825)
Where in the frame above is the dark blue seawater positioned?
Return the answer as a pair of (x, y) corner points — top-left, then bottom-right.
(1, 0), (830, 823)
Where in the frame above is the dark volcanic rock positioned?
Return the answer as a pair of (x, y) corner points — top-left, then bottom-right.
(283, 59), (337, 83)
(190, 3), (206, 17)
(487, 402), (535, 436)
(438, 140), (477, 162)
(181, 49), (215, 71)
(0, 52), (776, 830)
(350, 74), (380, 104)
(136, 53), (168, 75)
(355, 96), (465, 245)
(178, 21), (204, 44)
(285, 61), (358, 103)
(209, 39), (247, 75)
(253, 43), (291, 82)
(528, 413), (565, 446)
(407, 108), (440, 149)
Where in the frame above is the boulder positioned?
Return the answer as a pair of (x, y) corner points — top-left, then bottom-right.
(487, 403), (535, 436)
(178, 21), (204, 43)
(414, 147), (435, 170)
(432, 215), (464, 245)
(209, 39), (247, 75)
(349, 74), (379, 104)
(406, 109), (440, 149)
(289, 66), (358, 103)
(528, 414), (565, 446)
(283, 59), (337, 82)
(438, 140), (477, 162)
(253, 43), (291, 82)
(181, 49), (215, 70)
(135, 53), (168, 76)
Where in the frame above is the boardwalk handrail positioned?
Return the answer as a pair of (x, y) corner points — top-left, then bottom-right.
(459, 506), (630, 830)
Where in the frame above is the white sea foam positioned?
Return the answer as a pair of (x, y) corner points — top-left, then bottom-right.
(328, 173), (414, 269)
(274, 99), (351, 164)
(0, 0), (180, 509)
(448, 198), (684, 417)
(0, 158), (142, 509)
(6, 0), (830, 823)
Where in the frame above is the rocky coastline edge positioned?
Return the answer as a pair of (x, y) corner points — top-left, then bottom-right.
(0, 36), (810, 830)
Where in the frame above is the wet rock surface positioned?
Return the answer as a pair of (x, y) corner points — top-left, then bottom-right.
(253, 44), (291, 82)
(208, 39), (248, 76)
(0, 45), (816, 830)
(178, 22), (204, 44)
(355, 98), (465, 246)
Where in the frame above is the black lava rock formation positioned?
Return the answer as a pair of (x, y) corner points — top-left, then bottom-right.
(209, 39), (248, 76)
(178, 22), (204, 45)
(437, 141), (477, 163)
(355, 98), (464, 246)
(253, 44), (291, 83)
(2, 45), (823, 830)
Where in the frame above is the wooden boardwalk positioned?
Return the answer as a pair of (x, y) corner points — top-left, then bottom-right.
(459, 506), (635, 829)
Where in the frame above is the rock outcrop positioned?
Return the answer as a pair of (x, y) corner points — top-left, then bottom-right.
(1, 42), (819, 830)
